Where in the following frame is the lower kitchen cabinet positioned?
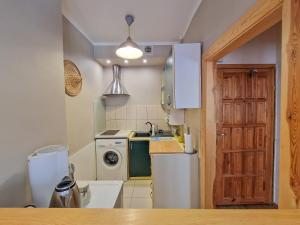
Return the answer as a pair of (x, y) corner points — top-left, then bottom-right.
(129, 141), (151, 177)
(151, 153), (200, 208)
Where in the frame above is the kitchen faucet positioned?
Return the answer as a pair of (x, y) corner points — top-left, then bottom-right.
(145, 121), (155, 136)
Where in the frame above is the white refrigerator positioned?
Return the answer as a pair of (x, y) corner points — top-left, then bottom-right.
(151, 152), (200, 208)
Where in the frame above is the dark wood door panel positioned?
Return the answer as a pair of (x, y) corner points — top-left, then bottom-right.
(215, 65), (275, 206)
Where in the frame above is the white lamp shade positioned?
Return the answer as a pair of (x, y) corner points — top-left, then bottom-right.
(115, 37), (143, 59)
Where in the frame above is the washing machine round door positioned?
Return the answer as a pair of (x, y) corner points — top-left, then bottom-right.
(102, 149), (121, 168)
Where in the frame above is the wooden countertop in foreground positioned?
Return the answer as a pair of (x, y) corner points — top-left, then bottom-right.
(1, 209), (300, 225)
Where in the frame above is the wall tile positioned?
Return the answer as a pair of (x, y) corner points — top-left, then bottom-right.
(116, 120), (127, 129)
(159, 106), (167, 120)
(150, 120), (160, 130)
(137, 120), (149, 132)
(105, 104), (169, 131)
(106, 120), (117, 130)
(152, 119), (169, 131)
(106, 106), (116, 120)
(158, 119), (169, 130)
(136, 105), (148, 120)
(147, 105), (160, 120)
(116, 106), (127, 119)
(126, 105), (137, 120)
(126, 120), (137, 130)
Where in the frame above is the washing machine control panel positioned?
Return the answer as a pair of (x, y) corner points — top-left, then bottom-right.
(96, 139), (127, 147)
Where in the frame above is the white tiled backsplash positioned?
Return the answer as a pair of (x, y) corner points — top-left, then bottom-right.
(106, 104), (169, 131)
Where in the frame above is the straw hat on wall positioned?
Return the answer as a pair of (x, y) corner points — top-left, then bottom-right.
(64, 60), (82, 96)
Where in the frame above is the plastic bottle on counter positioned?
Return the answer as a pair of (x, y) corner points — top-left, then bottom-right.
(184, 126), (193, 154)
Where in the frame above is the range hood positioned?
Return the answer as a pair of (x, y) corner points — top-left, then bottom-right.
(103, 64), (129, 96)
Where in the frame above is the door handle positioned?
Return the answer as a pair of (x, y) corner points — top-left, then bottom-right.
(167, 95), (171, 106)
(217, 133), (225, 137)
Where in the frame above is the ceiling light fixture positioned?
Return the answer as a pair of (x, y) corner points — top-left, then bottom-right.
(124, 59), (129, 64)
(115, 15), (143, 60)
(143, 59), (147, 64)
(106, 59), (111, 64)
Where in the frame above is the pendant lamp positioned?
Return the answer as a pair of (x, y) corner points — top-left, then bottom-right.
(115, 15), (143, 60)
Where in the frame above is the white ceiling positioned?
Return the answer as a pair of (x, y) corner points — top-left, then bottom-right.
(62, 0), (202, 45)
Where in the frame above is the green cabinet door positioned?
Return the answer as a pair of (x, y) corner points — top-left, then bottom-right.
(129, 141), (151, 177)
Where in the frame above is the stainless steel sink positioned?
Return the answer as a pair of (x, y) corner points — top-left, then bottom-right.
(133, 131), (173, 138)
(133, 132), (151, 137)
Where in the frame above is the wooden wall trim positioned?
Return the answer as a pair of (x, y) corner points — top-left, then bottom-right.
(287, 0), (300, 207)
(200, 58), (208, 207)
(216, 64), (276, 69)
(203, 0), (283, 61)
(201, 60), (217, 208)
(279, 0), (300, 208)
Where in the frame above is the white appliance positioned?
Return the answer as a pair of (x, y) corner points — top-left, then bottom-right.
(77, 180), (123, 208)
(95, 130), (131, 181)
(151, 153), (199, 208)
(95, 130), (131, 139)
(27, 145), (69, 208)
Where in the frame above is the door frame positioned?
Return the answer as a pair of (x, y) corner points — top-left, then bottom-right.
(200, 0), (300, 208)
(214, 64), (276, 206)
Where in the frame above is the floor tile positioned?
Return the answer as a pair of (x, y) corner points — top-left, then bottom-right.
(126, 180), (136, 185)
(130, 198), (152, 208)
(122, 179), (152, 208)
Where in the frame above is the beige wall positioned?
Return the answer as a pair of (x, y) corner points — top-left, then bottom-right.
(103, 66), (163, 106)
(183, 0), (269, 208)
(63, 18), (105, 154)
(183, 0), (256, 50)
(183, 0), (256, 154)
(103, 66), (168, 131)
(0, 0), (67, 207)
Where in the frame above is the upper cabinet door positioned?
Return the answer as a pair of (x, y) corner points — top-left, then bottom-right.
(163, 56), (174, 108)
(173, 43), (201, 109)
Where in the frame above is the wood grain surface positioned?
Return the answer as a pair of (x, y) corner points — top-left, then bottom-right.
(286, 0), (300, 206)
(149, 140), (184, 154)
(0, 209), (300, 225)
(214, 65), (275, 206)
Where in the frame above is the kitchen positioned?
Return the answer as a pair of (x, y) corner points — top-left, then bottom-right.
(66, 13), (201, 208)
(61, 0), (202, 209)
(0, 0), (300, 224)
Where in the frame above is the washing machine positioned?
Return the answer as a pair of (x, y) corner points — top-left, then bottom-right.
(96, 130), (130, 181)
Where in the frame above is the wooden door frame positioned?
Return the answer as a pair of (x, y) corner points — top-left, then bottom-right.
(214, 64), (276, 206)
(200, 0), (299, 208)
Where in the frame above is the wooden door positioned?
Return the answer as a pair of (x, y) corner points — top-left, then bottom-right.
(214, 65), (275, 206)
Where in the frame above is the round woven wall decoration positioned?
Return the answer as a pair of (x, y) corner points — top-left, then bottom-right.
(64, 60), (82, 96)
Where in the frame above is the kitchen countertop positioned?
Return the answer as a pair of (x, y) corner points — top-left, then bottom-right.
(149, 139), (184, 154)
(77, 180), (122, 208)
(1, 209), (300, 225)
(128, 132), (184, 154)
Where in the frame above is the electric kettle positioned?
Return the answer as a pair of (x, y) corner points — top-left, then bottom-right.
(49, 176), (80, 208)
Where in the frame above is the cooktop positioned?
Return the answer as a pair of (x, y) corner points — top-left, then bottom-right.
(100, 130), (120, 135)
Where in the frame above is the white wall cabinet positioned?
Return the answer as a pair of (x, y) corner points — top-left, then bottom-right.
(161, 43), (201, 109)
